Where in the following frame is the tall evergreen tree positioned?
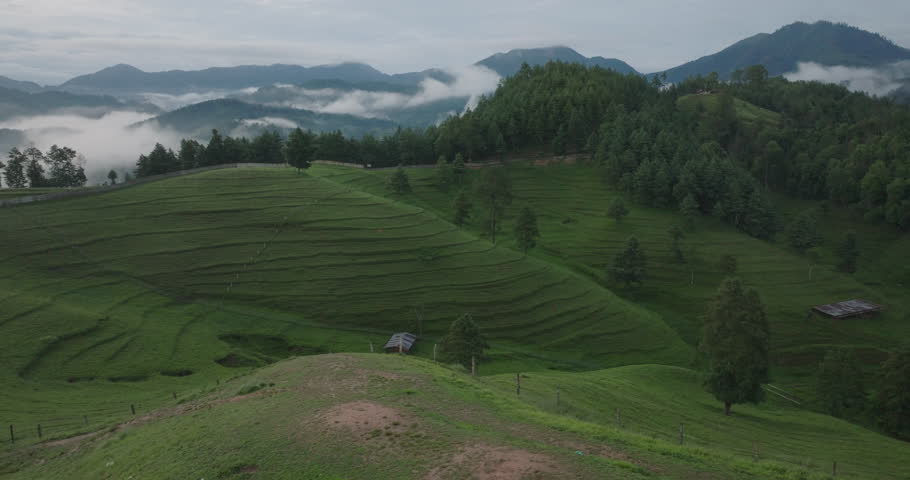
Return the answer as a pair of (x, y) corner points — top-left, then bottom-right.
(387, 166), (411, 194)
(24, 148), (46, 187)
(440, 314), (488, 369)
(107, 169), (118, 185)
(872, 346), (910, 439)
(513, 206), (540, 254)
(786, 209), (823, 252)
(835, 231), (860, 274)
(701, 278), (770, 415)
(4, 148), (28, 188)
(609, 236), (647, 287)
(474, 167), (513, 244)
(285, 128), (316, 171)
(607, 198), (629, 223)
(816, 349), (866, 418)
(680, 193), (700, 231)
(452, 153), (467, 185)
(453, 191), (472, 227)
(435, 155), (453, 190)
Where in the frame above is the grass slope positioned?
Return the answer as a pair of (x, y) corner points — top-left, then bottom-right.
(0, 167), (688, 447)
(0, 353), (881, 479)
(310, 163), (910, 397)
(485, 365), (910, 479)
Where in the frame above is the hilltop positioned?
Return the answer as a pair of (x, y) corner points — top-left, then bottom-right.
(3, 353), (905, 479)
(658, 21), (910, 83)
(476, 46), (638, 77)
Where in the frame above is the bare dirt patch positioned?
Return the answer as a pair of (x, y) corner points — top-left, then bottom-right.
(320, 400), (409, 436)
(425, 445), (559, 480)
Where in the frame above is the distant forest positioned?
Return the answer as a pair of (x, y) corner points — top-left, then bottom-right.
(133, 62), (910, 233)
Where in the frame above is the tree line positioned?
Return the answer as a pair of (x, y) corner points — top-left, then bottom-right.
(2, 146), (87, 189)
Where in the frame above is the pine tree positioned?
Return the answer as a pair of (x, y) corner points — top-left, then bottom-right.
(452, 153), (467, 184)
(609, 236), (647, 287)
(816, 349), (866, 418)
(669, 226), (685, 263)
(435, 155), (453, 190)
(680, 193), (700, 231)
(786, 209), (823, 252)
(453, 192), (472, 227)
(24, 148), (46, 187)
(872, 346), (910, 439)
(440, 314), (488, 369)
(835, 231), (859, 274)
(701, 278), (770, 415)
(513, 206), (540, 254)
(387, 166), (411, 194)
(107, 169), (118, 185)
(474, 167), (513, 244)
(4, 148), (28, 188)
(285, 128), (317, 171)
(607, 198), (629, 223)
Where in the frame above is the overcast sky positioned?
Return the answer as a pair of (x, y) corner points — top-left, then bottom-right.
(3, 0), (910, 85)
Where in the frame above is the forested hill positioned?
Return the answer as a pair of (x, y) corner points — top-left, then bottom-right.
(476, 46), (638, 77)
(435, 62), (910, 231)
(658, 21), (910, 83)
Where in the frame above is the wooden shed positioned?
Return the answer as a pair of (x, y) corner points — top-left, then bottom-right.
(384, 332), (417, 353)
(813, 299), (883, 319)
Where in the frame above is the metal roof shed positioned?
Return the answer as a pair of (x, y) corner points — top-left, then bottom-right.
(384, 332), (417, 353)
(813, 299), (883, 319)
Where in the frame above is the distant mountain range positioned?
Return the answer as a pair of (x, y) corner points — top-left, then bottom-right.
(657, 21), (910, 83)
(1, 20), (909, 146)
(0, 86), (159, 122)
(475, 46), (638, 77)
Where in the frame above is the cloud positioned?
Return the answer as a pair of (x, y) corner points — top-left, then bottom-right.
(239, 65), (500, 119)
(784, 61), (910, 97)
(138, 88), (258, 110)
(239, 117), (298, 129)
(0, 110), (182, 184)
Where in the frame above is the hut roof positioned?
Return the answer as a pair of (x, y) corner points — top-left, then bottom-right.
(384, 332), (417, 351)
(813, 299), (883, 319)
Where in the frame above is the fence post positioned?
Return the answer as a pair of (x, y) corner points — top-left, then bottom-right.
(678, 423), (684, 445)
(37, 424), (42, 439)
(516, 373), (521, 395)
(752, 442), (759, 462)
(369, 341), (374, 353)
(83, 415), (88, 426)
(172, 392), (177, 400)
(130, 404), (136, 415)
(833, 461), (837, 477)
(9, 424), (14, 444)
(556, 388), (560, 408)
(471, 356), (476, 377)
(615, 408), (623, 428)
(433, 344), (437, 362)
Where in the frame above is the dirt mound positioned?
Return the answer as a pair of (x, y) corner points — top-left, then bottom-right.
(320, 400), (408, 436)
(425, 445), (559, 480)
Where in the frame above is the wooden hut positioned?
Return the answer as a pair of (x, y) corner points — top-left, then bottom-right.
(813, 299), (883, 319)
(384, 332), (417, 353)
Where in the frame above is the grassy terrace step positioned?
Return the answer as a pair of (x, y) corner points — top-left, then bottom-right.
(311, 163), (910, 395)
(0, 167), (688, 445)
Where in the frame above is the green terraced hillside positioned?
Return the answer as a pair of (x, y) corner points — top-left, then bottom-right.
(0, 167), (689, 446)
(311, 162), (910, 398)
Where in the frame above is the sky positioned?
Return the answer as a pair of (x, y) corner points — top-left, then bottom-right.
(2, 0), (910, 85)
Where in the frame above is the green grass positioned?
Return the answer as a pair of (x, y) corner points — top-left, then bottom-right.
(0, 167), (688, 448)
(0, 187), (74, 200)
(310, 162), (909, 397)
(677, 93), (782, 126)
(484, 364), (910, 479)
(0, 353), (882, 479)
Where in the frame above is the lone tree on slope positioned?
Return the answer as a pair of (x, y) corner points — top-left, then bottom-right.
(607, 198), (629, 223)
(387, 165), (412, 194)
(609, 236), (647, 287)
(285, 127), (317, 172)
(513, 206), (540, 254)
(700, 277), (770, 416)
(453, 191), (472, 227)
(440, 313), (488, 369)
(474, 167), (513, 244)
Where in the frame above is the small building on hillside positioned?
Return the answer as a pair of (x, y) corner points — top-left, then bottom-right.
(813, 299), (883, 319)
(384, 332), (417, 353)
